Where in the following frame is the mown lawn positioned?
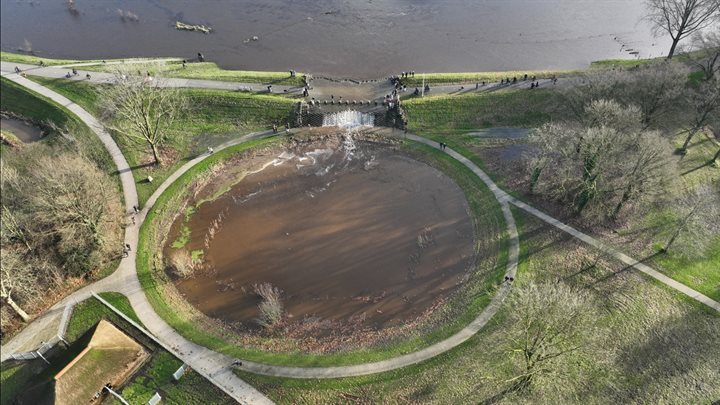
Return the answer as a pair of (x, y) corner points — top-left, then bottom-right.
(236, 210), (719, 404)
(136, 136), (507, 367)
(144, 61), (306, 86)
(403, 89), (562, 131)
(27, 76), (297, 204)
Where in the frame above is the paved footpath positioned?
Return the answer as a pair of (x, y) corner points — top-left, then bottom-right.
(1, 60), (716, 390)
(0, 69), (273, 405)
(1, 60), (556, 102)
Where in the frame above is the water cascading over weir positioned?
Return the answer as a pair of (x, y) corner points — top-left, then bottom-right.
(322, 110), (375, 128)
(295, 100), (403, 129)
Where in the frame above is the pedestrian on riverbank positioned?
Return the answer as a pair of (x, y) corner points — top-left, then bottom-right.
(267, 85), (272, 93)
(198, 52), (205, 62)
(14, 66), (20, 73)
(285, 122), (290, 134)
(272, 123), (278, 134)
(86, 73), (91, 80)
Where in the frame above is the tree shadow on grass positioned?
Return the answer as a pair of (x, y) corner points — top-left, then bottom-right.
(607, 310), (720, 403)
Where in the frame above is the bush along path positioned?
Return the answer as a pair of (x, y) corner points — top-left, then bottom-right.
(0, 62), (521, 383)
(0, 69), (274, 405)
(1, 61), (716, 392)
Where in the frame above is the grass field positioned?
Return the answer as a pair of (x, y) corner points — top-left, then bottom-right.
(235, 209), (719, 404)
(26, 76), (297, 204)
(0, 51), (109, 66)
(403, 89), (562, 131)
(401, 69), (573, 87)
(1, 293), (231, 405)
(1, 51), (305, 86)
(135, 136), (508, 366)
(131, 61), (306, 86)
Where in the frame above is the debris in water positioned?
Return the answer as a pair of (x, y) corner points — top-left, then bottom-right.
(176, 21), (212, 34)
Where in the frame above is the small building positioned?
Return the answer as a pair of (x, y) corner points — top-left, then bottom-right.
(23, 319), (150, 405)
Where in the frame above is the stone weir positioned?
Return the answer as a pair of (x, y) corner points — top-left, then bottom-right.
(294, 100), (404, 129)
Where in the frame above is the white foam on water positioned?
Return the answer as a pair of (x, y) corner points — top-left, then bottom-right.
(322, 110), (375, 128)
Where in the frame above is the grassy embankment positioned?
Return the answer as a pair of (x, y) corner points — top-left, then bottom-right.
(0, 293), (231, 405)
(404, 79), (718, 302)
(0, 77), (116, 173)
(87, 60), (307, 86)
(136, 137), (508, 366)
(236, 208), (719, 404)
(399, 53), (676, 87)
(1, 51), (304, 86)
(0, 51), (113, 66)
(401, 69), (574, 87)
(27, 76), (296, 204)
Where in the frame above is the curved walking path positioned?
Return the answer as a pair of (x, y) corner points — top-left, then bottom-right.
(1, 60), (558, 103)
(0, 70), (274, 405)
(1, 61), (522, 382)
(2, 58), (716, 387)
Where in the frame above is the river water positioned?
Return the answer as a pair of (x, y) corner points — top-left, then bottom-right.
(1, 0), (669, 78)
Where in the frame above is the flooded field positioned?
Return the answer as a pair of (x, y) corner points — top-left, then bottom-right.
(1, 0), (667, 78)
(166, 134), (476, 331)
(0, 118), (43, 143)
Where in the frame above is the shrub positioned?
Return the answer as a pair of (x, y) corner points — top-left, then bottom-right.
(253, 283), (284, 328)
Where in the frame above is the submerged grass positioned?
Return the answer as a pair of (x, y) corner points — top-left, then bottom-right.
(136, 136), (508, 366)
(237, 209), (719, 404)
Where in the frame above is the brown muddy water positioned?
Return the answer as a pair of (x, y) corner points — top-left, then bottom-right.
(166, 136), (475, 330)
(0, 118), (43, 143)
(1, 0), (668, 79)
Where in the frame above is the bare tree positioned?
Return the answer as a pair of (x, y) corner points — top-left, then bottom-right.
(99, 69), (186, 165)
(645, 0), (720, 59)
(505, 282), (595, 392)
(620, 62), (689, 129)
(0, 249), (36, 322)
(564, 63), (688, 129)
(663, 184), (720, 254)
(684, 29), (720, 80)
(25, 154), (122, 274)
(679, 77), (720, 152)
(528, 100), (675, 221)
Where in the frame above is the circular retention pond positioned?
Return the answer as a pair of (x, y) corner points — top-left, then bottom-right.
(164, 133), (476, 335)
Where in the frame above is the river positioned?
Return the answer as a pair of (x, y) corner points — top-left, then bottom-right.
(0, 0), (669, 79)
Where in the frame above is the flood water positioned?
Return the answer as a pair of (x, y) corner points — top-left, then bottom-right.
(0, 118), (43, 143)
(1, 0), (669, 78)
(167, 137), (475, 330)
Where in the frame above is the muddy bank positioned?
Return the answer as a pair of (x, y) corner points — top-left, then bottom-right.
(0, 117), (44, 144)
(164, 130), (476, 339)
